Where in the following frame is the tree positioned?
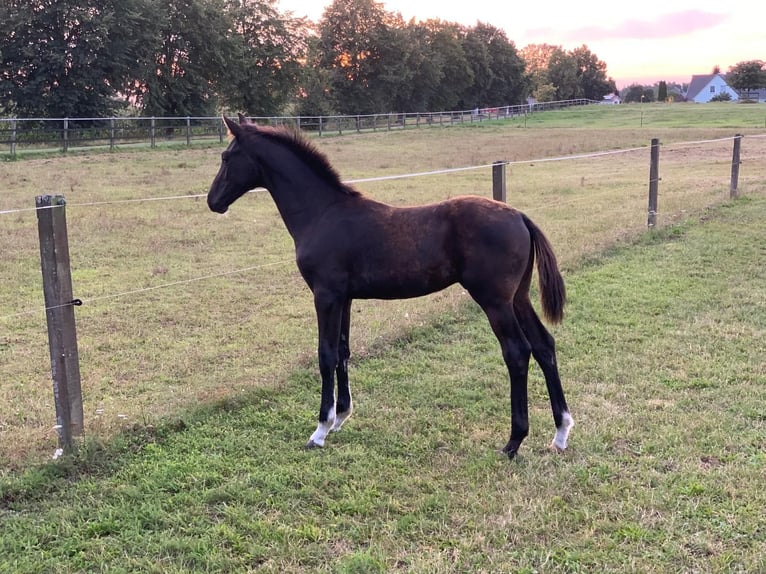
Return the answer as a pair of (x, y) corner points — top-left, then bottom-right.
(520, 43), (559, 96)
(727, 60), (766, 100)
(546, 48), (579, 100)
(294, 36), (337, 117)
(622, 84), (654, 103)
(480, 23), (528, 105)
(411, 20), (473, 112)
(571, 45), (615, 100)
(458, 22), (527, 108)
(0, 0), (160, 118)
(218, 0), (308, 116)
(125, 0), (236, 117)
(316, 0), (392, 115)
(658, 81), (668, 102)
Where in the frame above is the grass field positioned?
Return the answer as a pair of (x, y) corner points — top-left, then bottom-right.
(0, 103), (765, 570)
(1, 104), (765, 467)
(1, 193), (764, 573)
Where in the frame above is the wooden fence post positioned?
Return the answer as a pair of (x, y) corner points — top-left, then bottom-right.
(36, 195), (84, 450)
(493, 161), (507, 203)
(109, 118), (116, 151)
(185, 117), (191, 146)
(647, 138), (660, 227)
(10, 119), (17, 156)
(62, 118), (69, 153)
(730, 134), (742, 199)
(150, 117), (156, 148)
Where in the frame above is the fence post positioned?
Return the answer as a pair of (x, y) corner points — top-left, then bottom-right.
(35, 195), (84, 451)
(318, 116), (324, 137)
(150, 117), (156, 148)
(10, 119), (17, 156)
(730, 134), (742, 199)
(109, 118), (116, 151)
(185, 117), (191, 146)
(62, 118), (69, 153)
(493, 161), (507, 203)
(647, 138), (660, 227)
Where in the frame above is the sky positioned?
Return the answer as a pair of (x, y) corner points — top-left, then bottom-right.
(276, 0), (764, 88)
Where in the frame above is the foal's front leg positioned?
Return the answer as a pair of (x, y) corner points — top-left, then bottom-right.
(306, 292), (344, 449)
(332, 300), (353, 432)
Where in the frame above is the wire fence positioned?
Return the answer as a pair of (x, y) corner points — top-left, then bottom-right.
(2, 133), (763, 322)
(0, 99), (597, 156)
(1, 129), (765, 464)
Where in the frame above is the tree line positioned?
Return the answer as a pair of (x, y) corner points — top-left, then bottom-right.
(0, 0), (616, 119)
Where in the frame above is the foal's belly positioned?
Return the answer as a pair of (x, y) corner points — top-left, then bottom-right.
(348, 255), (459, 300)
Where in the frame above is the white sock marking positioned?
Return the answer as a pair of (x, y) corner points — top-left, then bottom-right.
(552, 411), (574, 451)
(331, 388), (353, 432)
(309, 406), (335, 447)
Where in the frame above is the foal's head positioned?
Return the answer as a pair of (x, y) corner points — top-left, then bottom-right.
(207, 114), (262, 214)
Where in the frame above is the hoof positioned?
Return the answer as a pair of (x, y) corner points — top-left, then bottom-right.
(305, 439), (324, 450)
(501, 446), (519, 460)
(549, 441), (566, 454)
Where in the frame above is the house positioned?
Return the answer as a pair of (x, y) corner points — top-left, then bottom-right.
(685, 73), (739, 102)
(601, 93), (621, 104)
(738, 88), (766, 103)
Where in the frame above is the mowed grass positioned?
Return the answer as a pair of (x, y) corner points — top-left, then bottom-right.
(1, 106), (765, 460)
(0, 105), (765, 467)
(1, 194), (765, 573)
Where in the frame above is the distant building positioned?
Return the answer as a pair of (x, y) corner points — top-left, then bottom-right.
(685, 74), (739, 103)
(601, 93), (621, 104)
(738, 88), (766, 103)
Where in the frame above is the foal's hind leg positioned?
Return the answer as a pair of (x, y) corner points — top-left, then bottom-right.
(481, 302), (533, 459)
(332, 300), (353, 432)
(514, 295), (574, 452)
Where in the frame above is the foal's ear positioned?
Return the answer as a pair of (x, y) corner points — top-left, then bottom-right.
(237, 112), (253, 125)
(223, 115), (241, 139)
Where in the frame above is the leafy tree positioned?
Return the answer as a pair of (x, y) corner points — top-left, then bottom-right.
(0, 0), (160, 118)
(126, 0), (235, 117)
(218, 0), (308, 116)
(521, 43), (559, 96)
(411, 20), (472, 112)
(622, 84), (654, 103)
(316, 0), (392, 115)
(533, 83), (558, 103)
(727, 60), (766, 99)
(458, 26), (493, 108)
(294, 36), (337, 117)
(546, 48), (580, 100)
(571, 45), (615, 100)
(458, 22), (527, 108)
(480, 23), (528, 105)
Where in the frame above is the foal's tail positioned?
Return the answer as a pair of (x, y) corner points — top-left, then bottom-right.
(522, 214), (566, 324)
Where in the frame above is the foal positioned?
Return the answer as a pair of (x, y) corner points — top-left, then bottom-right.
(207, 114), (574, 459)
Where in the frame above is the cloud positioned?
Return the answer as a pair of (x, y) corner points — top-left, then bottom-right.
(527, 10), (729, 42)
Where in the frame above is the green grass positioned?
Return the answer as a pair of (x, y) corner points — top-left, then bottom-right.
(1, 106), (766, 469)
(1, 196), (764, 573)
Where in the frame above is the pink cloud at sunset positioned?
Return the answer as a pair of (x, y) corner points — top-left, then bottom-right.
(528, 10), (730, 42)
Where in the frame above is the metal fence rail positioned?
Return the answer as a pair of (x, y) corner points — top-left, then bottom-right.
(0, 99), (597, 156)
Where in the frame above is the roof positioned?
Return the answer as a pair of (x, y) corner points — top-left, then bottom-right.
(686, 73), (729, 101)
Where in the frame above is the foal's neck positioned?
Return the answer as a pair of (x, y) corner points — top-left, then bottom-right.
(260, 149), (346, 242)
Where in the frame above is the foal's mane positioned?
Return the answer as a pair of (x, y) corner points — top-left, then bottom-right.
(245, 124), (362, 197)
